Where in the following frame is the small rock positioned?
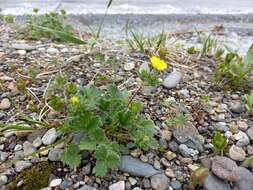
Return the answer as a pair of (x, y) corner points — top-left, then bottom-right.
(109, 181), (125, 190)
(124, 62), (135, 71)
(15, 160), (32, 172)
(14, 144), (23, 151)
(211, 156), (240, 181)
(172, 123), (199, 143)
(32, 137), (42, 148)
(60, 179), (73, 190)
(163, 71), (182, 89)
(50, 178), (62, 187)
(185, 137), (204, 152)
(139, 62), (150, 73)
(230, 101), (244, 114)
(229, 145), (246, 161)
(164, 151), (177, 161)
(0, 175), (8, 185)
(150, 173), (170, 190)
(246, 127), (253, 140)
(170, 180), (182, 190)
(128, 177), (137, 186)
(119, 156), (160, 177)
(234, 131), (250, 147)
(238, 121), (249, 131)
(23, 141), (36, 156)
(47, 47), (59, 54)
(48, 148), (63, 161)
(78, 185), (97, 190)
(0, 112), (6, 120)
(204, 173), (231, 190)
(143, 179), (151, 188)
(17, 50), (26, 55)
(161, 130), (172, 141)
(165, 168), (175, 178)
(0, 98), (11, 110)
(235, 167), (253, 190)
(178, 144), (199, 159)
(42, 128), (57, 145)
(11, 43), (35, 50)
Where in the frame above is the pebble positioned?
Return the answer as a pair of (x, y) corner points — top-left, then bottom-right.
(17, 50), (26, 55)
(50, 178), (62, 187)
(78, 185), (97, 190)
(150, 173), (170, 190)
(246, 127), (253, 140)
(235, 167), (253, 190)
(162, 71), (182, 89)
(229, 145), (246, 161)
(164, 151), (177, 161)
(32, 137), (42, 148)
(42, 128), (57, 145)
(230, 101), (244, 113)
(0, 112), (6, 120)
(143, 179), (151, 188)
(165, 168), (175, 178)
(11, 43), (35, 50)
(172, 123), (199, 143)
(211, 156), (240, 181)
(234, 131), (250, 147)
(119, 156), (160, 177)
(109, 181), (125, 190)
(0, 98), (11, 110)
(14, 144), (23, 151)
(128, 177), (137, 186)
(46, 47), (59, 54)
(161, 130), (172, 141)
(124, 62), (135, 71)
(0, 175), (8, 185)
(48, 148), (63, 161)
(238, 121), (249, 131)
(178, 144), (199, 159)
(170, 180), (182, 190)
(204, 173), (231, 190)
(15, 160), (32, 172)
(59, 179), (73, 190)
(185, 137), (204, 152)
(23, 141), (36, 156)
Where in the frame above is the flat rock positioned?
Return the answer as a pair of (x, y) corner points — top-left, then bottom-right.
(119, 156), (161, 177)
(211, 156), (240, 181)
(172, 123), (199, 143)
(50, 178), (62, 187)
(23, 141), (36, 156)
(150, 173), (170, 190)
(0, 175), (8, 185)
(42, 128), (57, 145)
(15, 160), (32, 172)
(229, 145), (246, 161)
(178, 144), (199, 159)
(162, 71), (182, 89)
(0, 98), (11, 110)
(46, 47), (59, 54)
(109, 181), (125, 190)
(11, 43), (35, 50)
(235, 167), (253, 190)
(204, 173), (231, 190)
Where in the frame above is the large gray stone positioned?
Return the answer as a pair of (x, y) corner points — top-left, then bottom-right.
(211, 156), (240, 181)
(204, 173), (231, 190)
(235, 167), (253, 190)
(119, 156), (161, 177)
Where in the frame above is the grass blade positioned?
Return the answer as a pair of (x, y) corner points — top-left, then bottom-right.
(34, 25), (87, 44)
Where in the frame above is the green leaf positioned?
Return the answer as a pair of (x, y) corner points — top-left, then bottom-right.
(107, 0), (113, 9)
(60, 144), (81, 168)
(79, 139), (96, 150)
(95, 160), (108, 176)
(106, 151), (121, 169)
(34, 25), (87, 44)
(212, 131), (227, 154)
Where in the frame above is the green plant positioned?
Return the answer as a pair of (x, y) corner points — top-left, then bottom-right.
(198, 32), (218, 56)
(212, 131), (228, 155)
(213, 44), (253, 89)
(17, 8), (74, 40)
(166, 113), (187, 127)
(125, 23), (166, 54)
(242, 91), (253, 114)
(138, 70), (160, 87)
(59, 84), (157, 176)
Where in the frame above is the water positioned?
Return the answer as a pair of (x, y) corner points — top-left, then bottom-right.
(1, 0), (253, 15)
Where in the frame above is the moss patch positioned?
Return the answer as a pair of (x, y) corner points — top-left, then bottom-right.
(7, 162), (53, 190)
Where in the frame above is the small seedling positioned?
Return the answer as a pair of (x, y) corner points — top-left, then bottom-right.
(212, 131), (228, 155)
(166, 113), (187, 127)
(242, 92), (253, 115)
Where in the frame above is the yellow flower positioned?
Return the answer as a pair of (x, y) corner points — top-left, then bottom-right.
(150, 56), (167, 71)
(70, 96), (79, 105)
